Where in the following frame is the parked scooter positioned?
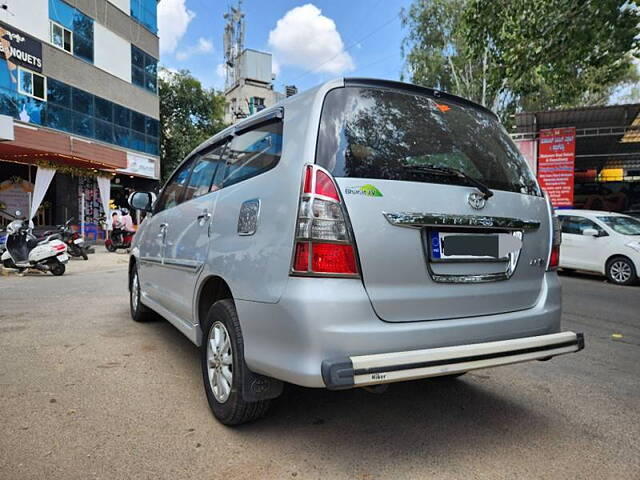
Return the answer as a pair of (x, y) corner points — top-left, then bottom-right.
(45, 218), (89, 260)
(1, 212), (69, 276)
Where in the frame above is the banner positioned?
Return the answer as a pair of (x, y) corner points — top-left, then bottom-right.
(0, 21), (43, 73)
(537, 128), (576, 207)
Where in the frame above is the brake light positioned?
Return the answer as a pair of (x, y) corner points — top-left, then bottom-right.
(549, 245), (560, 269)
(54, 243), (66, 252)
(292, 165), (359, 277)
(544, 190), (561, 271)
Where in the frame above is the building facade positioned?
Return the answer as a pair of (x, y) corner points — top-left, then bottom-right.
(223, 49), (285, 124)
(0, 0), (159, 233)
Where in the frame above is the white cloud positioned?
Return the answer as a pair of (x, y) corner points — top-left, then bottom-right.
(176, 37), (214, 61)
(158, 0), (195, 54)
(268, 4), (354, 75)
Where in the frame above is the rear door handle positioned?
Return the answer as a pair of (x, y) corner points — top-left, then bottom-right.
(197, 211), (211, 222)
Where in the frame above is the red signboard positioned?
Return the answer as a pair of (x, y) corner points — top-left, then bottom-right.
(537, 128), (576, 207)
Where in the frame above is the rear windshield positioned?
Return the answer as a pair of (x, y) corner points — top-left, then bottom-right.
(316, 87), (540, 196)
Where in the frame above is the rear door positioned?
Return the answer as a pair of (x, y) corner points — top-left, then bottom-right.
(559, 215), (608, 272)
(138, 158), (195, 304)
(316, 85), (550, 322)
(160, 143), (227, 323)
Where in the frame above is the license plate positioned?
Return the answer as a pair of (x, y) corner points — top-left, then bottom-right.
(58, 253), (69, 263)
(73, 238), (84, 244)
(429, 231), (521, 261)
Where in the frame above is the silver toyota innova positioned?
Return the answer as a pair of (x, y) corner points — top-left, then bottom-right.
(128, 78), (583, 425)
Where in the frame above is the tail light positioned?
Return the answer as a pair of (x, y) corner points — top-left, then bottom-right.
(54, 243), (66, 252)
(291, 165), (359, 277)
(545, 191), (561, 271)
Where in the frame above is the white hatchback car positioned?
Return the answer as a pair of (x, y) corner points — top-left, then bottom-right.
(557, 209), (640, 285)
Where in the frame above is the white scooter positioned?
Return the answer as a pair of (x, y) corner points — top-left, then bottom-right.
(1, 214), (69, 276)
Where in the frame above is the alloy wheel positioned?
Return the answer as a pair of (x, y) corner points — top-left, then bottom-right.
(207, 321), (233, 403)
(131, 272), (139, 311)
(610, 260), (632, 284)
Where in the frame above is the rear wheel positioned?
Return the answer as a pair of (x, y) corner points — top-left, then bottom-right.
(606, 256), (636, 285)
(50, 261), (65, 276)
(201, 299), (271, 425)
(80, 247), (89, 260)
(105, 243), (117, 252)
(130, 266), (154, 322)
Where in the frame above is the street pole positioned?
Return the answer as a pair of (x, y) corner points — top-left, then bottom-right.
(80, 192), (85, 240)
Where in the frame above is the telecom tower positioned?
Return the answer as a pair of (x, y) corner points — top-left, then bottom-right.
(223, 1), (245, 92)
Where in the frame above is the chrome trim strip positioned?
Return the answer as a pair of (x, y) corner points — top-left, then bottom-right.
(140, 256), (163, 265)
(162, 259), (202, 272)
(423, 230), (523, 283)
(384, 212), (540, 231)
(141, 257), (202, 273)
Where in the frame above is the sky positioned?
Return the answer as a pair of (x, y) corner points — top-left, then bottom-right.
(158, 0), (413, 93)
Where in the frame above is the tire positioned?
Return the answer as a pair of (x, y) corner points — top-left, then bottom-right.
(80, 246), (89, 260)
(201, 299), (271, 425)
(105, 243), (117, 253)
(50, 262), (65, 276)
(129, 266), (154, 322)
(606, 256), (637, 286)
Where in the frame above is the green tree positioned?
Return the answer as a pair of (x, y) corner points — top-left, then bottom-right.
(401, 0), (640, 121)
(159, 68), (227, 180)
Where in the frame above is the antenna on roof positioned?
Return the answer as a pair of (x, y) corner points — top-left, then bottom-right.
(223, 0), (245, 92)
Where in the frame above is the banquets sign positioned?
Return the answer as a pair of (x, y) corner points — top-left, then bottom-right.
(537, 128), (576, 207)
(0, 21), (43, 73)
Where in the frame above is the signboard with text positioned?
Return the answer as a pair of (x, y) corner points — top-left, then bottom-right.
(0, 21), (43, 72)
(537, 128), (576, 207)
(118, 153), (158, 179)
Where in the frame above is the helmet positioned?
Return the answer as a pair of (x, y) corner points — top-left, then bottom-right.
(121, 208), (129, 215)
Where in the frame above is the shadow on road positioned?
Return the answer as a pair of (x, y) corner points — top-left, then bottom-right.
(143, 315), (551, 466)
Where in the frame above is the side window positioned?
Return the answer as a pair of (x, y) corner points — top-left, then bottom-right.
(575, 217), (605, 235)
(183, 143), (227, 203)
(562, 216), (604, 235)
(155, 158), (195, 212)
(222, 120), (283, 187)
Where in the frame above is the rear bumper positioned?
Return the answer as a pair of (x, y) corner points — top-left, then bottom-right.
(322, 331), (584, 389)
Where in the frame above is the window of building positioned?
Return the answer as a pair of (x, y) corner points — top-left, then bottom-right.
(49, 0), (94, 63)
(131, 0), (158, 33)
(18, 68), (46, 101)
(131, 45), (157, 94)
(50, 21), (72, 53)
(0, 59), (159, 156)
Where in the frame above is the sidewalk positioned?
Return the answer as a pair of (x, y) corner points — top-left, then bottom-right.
(0, 248), (129, 278)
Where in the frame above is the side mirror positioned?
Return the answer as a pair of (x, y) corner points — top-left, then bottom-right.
(128, 192), (155, 212)
(582, 228), (599, 237)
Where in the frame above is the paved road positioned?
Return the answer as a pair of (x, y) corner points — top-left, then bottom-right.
(1, 259), (638, 479)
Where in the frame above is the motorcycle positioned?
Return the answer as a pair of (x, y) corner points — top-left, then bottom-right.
(104, 227), (134, 252)
(1, 214), (69, 276)
(45, 218), (89, 260)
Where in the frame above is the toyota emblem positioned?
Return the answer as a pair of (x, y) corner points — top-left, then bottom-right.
(468, 192), (487, 210)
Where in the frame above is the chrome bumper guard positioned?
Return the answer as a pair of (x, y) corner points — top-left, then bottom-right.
(322, 331), (584, 390)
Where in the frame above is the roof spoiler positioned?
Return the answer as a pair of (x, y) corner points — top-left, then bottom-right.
(344, 78), (498, 120)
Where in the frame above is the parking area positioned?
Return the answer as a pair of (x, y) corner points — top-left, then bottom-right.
(0, 260), (638, 479)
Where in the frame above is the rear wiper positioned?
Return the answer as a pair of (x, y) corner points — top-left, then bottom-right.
(401, 163), (494, 200)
